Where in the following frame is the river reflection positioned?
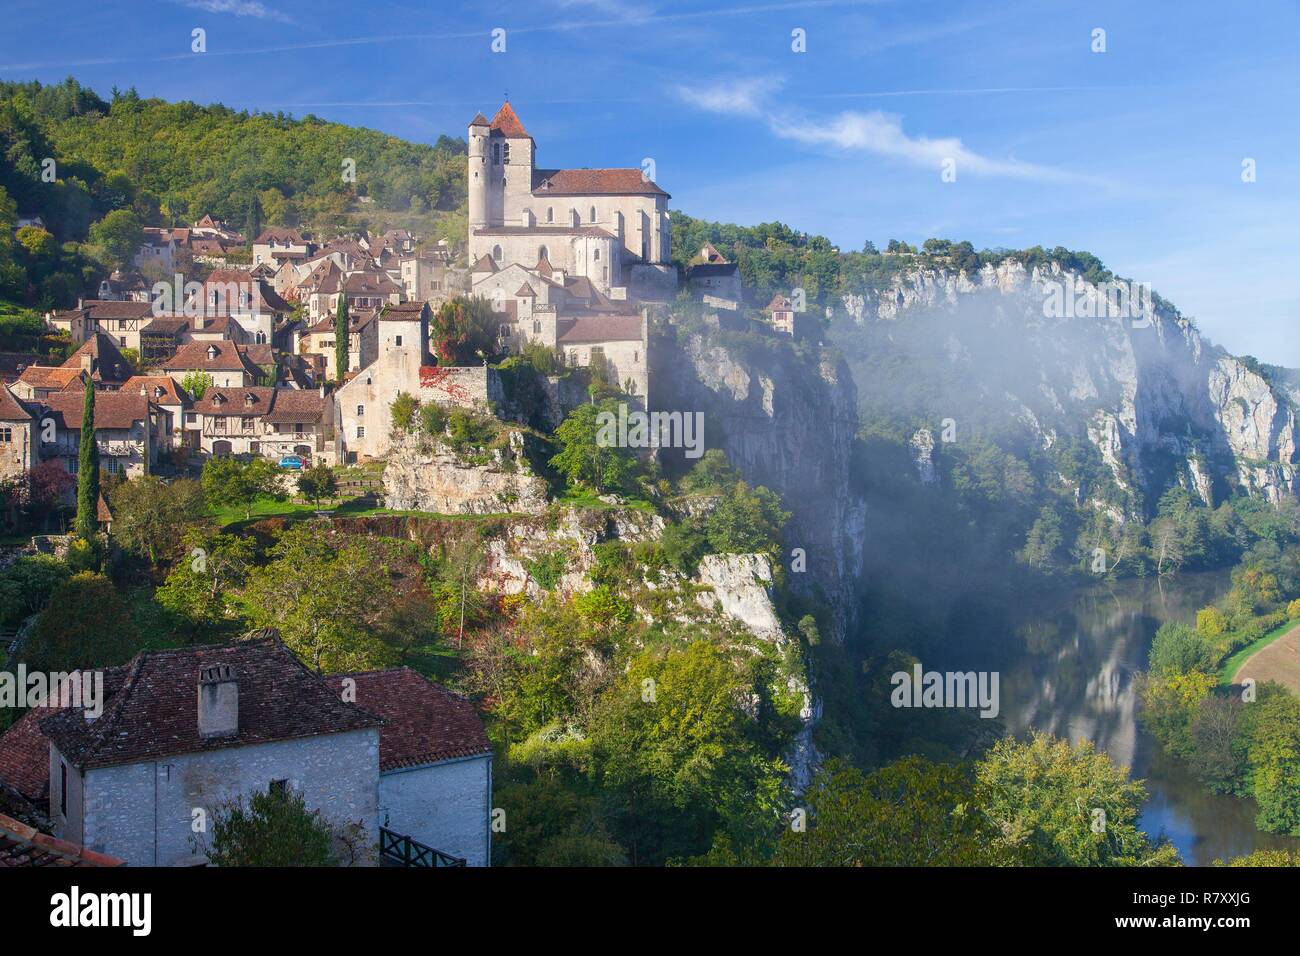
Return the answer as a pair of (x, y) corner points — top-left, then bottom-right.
(996, 571), (1300, 866)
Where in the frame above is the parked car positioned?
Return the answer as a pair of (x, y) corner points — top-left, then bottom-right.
(278, 455), (305, 470)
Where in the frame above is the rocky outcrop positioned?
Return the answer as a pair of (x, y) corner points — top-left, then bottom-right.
(654, 326), (867, 643)
(835, 259), (1299, 511)
(382, 428), (550, 515)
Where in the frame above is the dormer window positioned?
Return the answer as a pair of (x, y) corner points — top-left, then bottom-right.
(207, 345), (218, 360)
(212, 393), (225, 406)
(244, 393), (255, 407)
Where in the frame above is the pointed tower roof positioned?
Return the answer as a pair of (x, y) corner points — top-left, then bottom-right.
(490, 102), (531, 139)
(515, 283), (536, 298)
(469, 112), (490, 127)
(535, 252), (554, 278)
(471, 254), (498, 273)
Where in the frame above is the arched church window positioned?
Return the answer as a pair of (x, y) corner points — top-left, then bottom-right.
(590, 206), (597, 222)
(492, 245), (502, 262)
(538, 245), (549, 261)
(546, 207), (554, 223)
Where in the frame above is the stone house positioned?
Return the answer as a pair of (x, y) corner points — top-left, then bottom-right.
(252, 227), (310, 269)
(300, 307), (380, 382)
(47, 301), (155, 353)
(258, 388), (334, 464)
(10, 365), (86, 403)
(36, 388), (162, 480)
(767, 293), (817, 341)
(190, 386), (276, 458)
(122, 375), (193, 451)
(0, 637), (491, 867)
(686, 243), (742, 310)
(132, 227), (177, 273)
(160, 341), (266, 390)
(0, 383), (35, 481)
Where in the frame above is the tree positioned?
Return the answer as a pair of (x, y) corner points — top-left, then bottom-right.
(705, 480), (790, 557)
(333, 293), (349, 383)
(201, 455), (286, 520)
(0, 555), (70, 628)
(1147, 622), (1214, 677)
(243, 524), (396, 672)
(1151, 515), (1186, 575)
(297, 463), (338, 508)
(22, 572), (139, 671)
(110, 476), (205, 564)
(429, 296), (500, 366)
(199, 786), (341, 867)
(588, 641), (788, 864)
(180, 370), (213, 400)
(549, 400), (638, 495)
(155, 526), (257, 629)
(770, 757), (1010, 866)
(1248, 693), (1300, 835)
(87, 208), (143, 272)
(975, 731), (1180, 866)
(74, 385), (99, 541)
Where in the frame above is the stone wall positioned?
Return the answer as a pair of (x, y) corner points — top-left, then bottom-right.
(379, 754), (492, 866)
(62, 728), (381, 867)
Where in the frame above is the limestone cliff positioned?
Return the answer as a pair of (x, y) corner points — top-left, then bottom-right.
(834, 259), (1299, 511)
(653, 322), (868, 643)
(382, 428), (550, 515)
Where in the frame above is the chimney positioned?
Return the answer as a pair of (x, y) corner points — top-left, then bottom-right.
(80, 353), (93, 373)
(197, 663), (239, 737)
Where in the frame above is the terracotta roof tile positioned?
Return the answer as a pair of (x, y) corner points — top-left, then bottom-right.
(39, 637), (383, 771)
(262, 389), (327, 424)
(0, 383), (31, 421)
(41, 389), (153, 431)
(325, 669), (490, 770)
(489, 101), (530, 138)
(533, 167), (669, 198)
(557, 315), (643, 344)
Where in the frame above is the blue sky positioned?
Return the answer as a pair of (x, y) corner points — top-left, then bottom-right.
(1, 0), (1296, 365)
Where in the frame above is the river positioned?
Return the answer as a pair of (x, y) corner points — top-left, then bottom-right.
(994, 570), (1300, 866)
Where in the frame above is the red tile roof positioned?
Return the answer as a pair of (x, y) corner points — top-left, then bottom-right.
(41, 389), (153, 431)
(39, 637), (383, 771)
(122, 376), (191, 407)
(0, 813), (124, 867)
(557, 315), (643, 344)
(533, 167), (669, 198)
(324, 669), (491, 770)
(471, 254), (497, 273)
(160, 341), (260, 375)
(0, 383), (31, 421)
(262, 389), (327, 424)
(192, 386), (275, 417)
(60, 334), (132, 384)
(489, 101), (530, 138)
(15, 365), (83, 392)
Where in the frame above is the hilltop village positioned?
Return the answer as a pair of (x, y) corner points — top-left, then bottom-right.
(1, 102), (807, 486)
(0, 102), (820, 869)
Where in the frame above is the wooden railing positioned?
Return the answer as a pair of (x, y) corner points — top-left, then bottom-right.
(378, 827), (466, 867)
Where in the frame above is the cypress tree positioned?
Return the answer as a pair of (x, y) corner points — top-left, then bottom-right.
(334, 295), (349, 383)
(74, 384), (100, 540)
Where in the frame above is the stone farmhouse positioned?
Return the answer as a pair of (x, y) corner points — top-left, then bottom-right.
(34, 388), (166, 480)
(0, 636), (492, 867)
(0, 383), (36, 482)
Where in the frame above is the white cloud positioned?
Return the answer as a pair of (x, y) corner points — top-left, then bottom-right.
(671, 77), (782, 118)
(176, 0), (293, 22)
(675, 75), (1089, 183)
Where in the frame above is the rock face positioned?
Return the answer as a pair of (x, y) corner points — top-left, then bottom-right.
(382, 429), (550, 515)
(835, 259), (1299, 511)
(654, 327), (867, 643)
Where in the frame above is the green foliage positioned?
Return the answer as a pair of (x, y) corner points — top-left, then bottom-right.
(297, 463), (338, 507)
(23, 571), (139, 671)
(679, 448), (738, 493)
(389, 391), (417, 433)
(109, 475), (205, 564)
(333, 294), (349, 383)
(1148, 622), (1215, 677)
(704, 480), (789, 557)
(155, 526), (257, 629)
(588, 641), (789, 863)
(180, 370), (213, 400)
(86, 208), (142, 271)
(769, 757), (1010, 866)
(73, 384), (99, 542)
(974, 731), (1180, 866)
(200, 786), (340, 867)
(549, 400), (638, 495)
(1247, 693), (1300, 835)
(242, 523), (397, 672)
(0, 554), (71, 627)
(526, 549), (568, 592)
(201, 455), (286, 520)
(430, 296), (501, 366)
